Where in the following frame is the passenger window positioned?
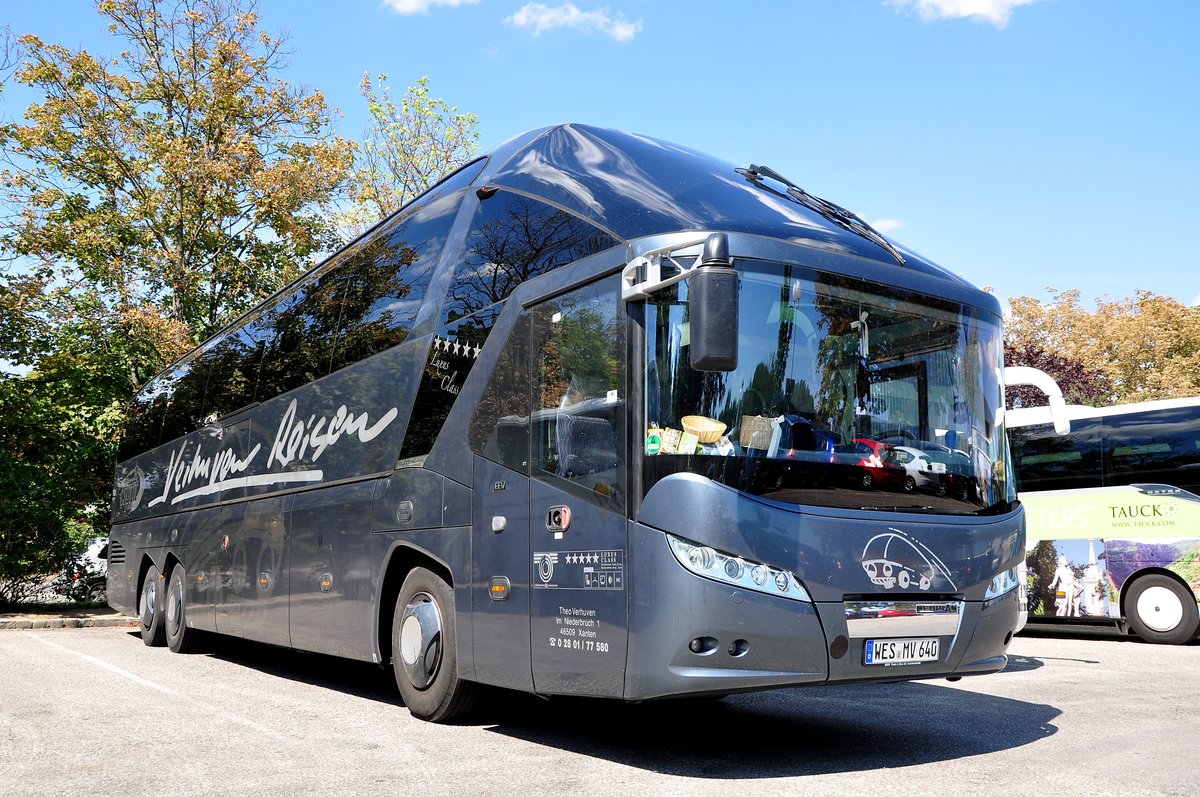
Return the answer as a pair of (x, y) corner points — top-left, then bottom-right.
(468, 309), (531, 473)
(158, 361), (204, 446)
(531, 277), (625, 509)
(119, 376), (169, 460)
(441, 191), (619, 324)
(255, 267), (343, 400)
(332, 187), (469, 371)
(198, 326), (264, 422)
(1102, 406), (1200, 489)
(398, 304), (501, 465)
(1010, 419), (1102, 492)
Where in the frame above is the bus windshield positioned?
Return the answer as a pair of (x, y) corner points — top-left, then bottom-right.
(643, 259), (1012, 514)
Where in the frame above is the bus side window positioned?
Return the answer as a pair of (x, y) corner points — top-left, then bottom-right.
(254, 272), (343, 401)
(398, 306), (500, 465)
(198, 326), (265, 422)
(468, 309), (531, 473)
(330, 188), (469, 371)
(1011, 418), (1102, 492)
(441, 191), (619, 325)
(1102, 406), (1200, 489)
(158, 361), (204, 446)
(531, 278), (625, 509)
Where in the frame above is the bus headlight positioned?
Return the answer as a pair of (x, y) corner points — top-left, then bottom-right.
(667, 534), (811, 602)
(984, 565), (1021, 600)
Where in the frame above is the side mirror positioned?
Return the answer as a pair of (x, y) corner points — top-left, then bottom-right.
(688, 233), (739, 372)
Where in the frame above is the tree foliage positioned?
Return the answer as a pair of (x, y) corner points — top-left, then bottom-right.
(0, 0), (356, 596)
(342, 73), (478, 236)
(2, 0), (355, 356)
(1007, 289), (1200, 406)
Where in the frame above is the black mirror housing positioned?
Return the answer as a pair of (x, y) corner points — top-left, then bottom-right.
(688, 234), (739, 372)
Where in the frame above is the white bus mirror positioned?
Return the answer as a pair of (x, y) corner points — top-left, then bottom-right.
(1004, 366), (1071, 435)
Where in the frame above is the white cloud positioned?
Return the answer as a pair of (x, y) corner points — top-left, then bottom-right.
(886, 0), (1041, 29)
(381, 0), (481, 15)
(505, 3), (642, 42)
(870, 218), (904, 234)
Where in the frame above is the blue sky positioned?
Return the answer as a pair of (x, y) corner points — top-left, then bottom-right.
(4, 0), (1198, 311)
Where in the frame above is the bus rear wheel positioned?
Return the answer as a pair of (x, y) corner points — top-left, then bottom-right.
(392, 567), (478, 722)
(1126, 574), (1200, 645)
(139, 564), (166, 647)
(165, 565), (202, 654)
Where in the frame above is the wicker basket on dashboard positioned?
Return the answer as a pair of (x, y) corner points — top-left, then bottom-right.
(681, 415), (727, 444)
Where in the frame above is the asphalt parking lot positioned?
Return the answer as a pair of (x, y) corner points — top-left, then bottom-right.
(1, 623), (1195, 797)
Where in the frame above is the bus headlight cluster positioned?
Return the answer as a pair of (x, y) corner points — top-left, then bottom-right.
(667, 534), (811, 602)
(984, 565), (1021, 600)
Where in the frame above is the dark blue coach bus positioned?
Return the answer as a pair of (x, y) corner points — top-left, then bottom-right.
(108, 124), (1024, 721)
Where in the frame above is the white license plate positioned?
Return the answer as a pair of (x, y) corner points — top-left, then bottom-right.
(864, 637), (939, 665)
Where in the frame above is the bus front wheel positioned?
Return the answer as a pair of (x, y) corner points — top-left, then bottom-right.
(392, 567), (478, 722)
(1126, 574), (1200, 645)
(139, 564), (166, 647)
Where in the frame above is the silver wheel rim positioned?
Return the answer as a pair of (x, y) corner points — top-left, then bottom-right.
(1137, 585), (1184, 633)
(140, 579), (156, 626)
(399, 593), (442, 690)
(167, 578), (183, 634)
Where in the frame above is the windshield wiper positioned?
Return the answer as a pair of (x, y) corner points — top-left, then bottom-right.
(737, 163), (907, 266)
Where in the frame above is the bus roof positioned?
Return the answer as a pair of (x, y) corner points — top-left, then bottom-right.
(1007, 395), (1200, 429)
(479, 124), (970, 283)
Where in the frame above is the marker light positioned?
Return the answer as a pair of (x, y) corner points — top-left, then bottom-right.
(667, 534), (811, 602)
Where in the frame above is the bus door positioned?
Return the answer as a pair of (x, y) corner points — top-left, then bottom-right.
(527, 278), (629, 697)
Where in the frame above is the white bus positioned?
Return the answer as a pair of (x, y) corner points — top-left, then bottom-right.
(1008, 396), (1200, 644)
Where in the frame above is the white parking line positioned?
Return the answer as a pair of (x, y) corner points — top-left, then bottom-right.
(25, 632), (287, 738)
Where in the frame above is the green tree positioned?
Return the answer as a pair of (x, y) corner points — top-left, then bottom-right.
(342, 74), (479, 236)
(0, 0), (355, 596)
(1007, 289), (1200, 404)
(2, 0), (355, 359)
(0, 371), (123, 606)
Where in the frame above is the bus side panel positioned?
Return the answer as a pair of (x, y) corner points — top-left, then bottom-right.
(370, 526), (473, 670)
(470, 456), (533, 692)
(177, 502), (222, 634)
(1022, 487), (1200, 621)
(288, 480), (379, 659)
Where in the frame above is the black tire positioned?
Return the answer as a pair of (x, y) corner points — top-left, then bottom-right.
(139, 564), (166, 647)
(1125, 574), (1200, 645)
(392, 567), (477, 722)
(165, 565), (202, 654)
(903, 475), (916, 492)
(860, 472), (874, 489)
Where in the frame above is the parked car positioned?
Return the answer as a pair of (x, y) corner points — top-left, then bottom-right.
(51, 537), (108, 602)
(892, 445), (943, 493)
(834, 438), (908, 489)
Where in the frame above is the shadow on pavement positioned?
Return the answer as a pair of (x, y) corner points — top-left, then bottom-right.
(137, 631), (1060, 777)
